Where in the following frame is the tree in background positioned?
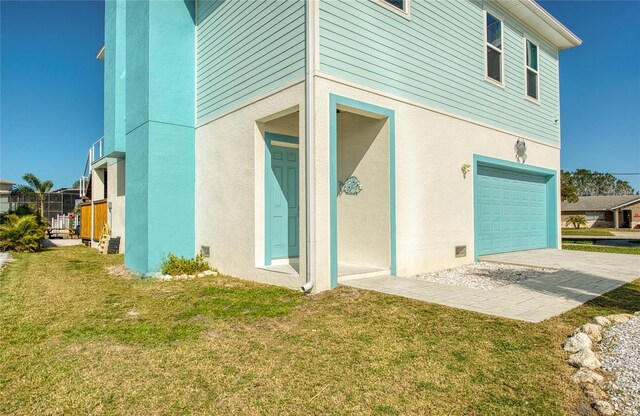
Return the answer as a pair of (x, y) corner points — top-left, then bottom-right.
(561, 171), (579, 202)
(561, 169), (637, 197)
(14, 173), (54, 220)
(71, 180), (81, 189)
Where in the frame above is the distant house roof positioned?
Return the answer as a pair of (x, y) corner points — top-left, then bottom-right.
(562, 196), (640, 212)
(0, 179), (15, 185)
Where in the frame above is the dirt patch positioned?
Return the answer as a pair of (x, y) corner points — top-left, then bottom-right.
(106, 265), (131, 278)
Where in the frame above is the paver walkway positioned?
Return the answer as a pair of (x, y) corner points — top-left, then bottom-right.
(343, 249), (640, 322)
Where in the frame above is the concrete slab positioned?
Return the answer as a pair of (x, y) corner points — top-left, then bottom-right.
(343, 249), (640, 322)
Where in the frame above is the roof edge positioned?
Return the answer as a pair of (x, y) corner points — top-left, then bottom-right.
(610, 197), (640, 210)
(521, 0), (582, 49)
(96, 45), (105, 61)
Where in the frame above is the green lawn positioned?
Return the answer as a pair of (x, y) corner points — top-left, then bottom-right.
(561, 228), (614, 236)
(562, 243), (640, 255)
(1, 246), (639, 415)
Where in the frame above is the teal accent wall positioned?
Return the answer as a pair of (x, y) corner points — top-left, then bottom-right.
(329, 94), (396, 288)
(103, 0), (126, 156)
(125, 0), (196, 274)
(319, 0), (561, 145)
(196, 0), (306, 124)
(473, 155), (558, 260)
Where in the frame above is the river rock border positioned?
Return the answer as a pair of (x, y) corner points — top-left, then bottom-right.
(563, 312), (639, 415)
(157, 270), (219, 281)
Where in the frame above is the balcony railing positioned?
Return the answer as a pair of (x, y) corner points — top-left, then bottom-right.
(80, 136), (104, 197)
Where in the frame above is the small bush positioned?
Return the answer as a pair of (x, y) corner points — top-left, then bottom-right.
(160, 253), (210, 275)
(0, 214), (47, 252)
(565, 215), (588, 229)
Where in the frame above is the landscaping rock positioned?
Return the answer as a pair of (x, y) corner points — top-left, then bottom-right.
(568, 349), (601, 369)
(564, 332), (593, 353)
(592, 400), (615, 416)
(593, 316), (612, 327)
(600, 314), (640, 415)
(634, 311), (640, 316)
(606, 314), (634, 324)
(577, 323), (603, 343)
(571, 368), (604, 384)
(203, 270), (217, 276)
(197, 273), (205, 278)
(582, 383), (607, 401)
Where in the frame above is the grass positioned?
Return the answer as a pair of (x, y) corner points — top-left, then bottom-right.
(1, 246), (639, 415)
(562, 243), (640, 255)
(561, 228), (614, 236)
(562, 228), (640, 236)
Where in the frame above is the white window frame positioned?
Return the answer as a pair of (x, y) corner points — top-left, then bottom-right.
(484, 8), (505, 88)
(371, 0), (411, 19)
(524, 35), (540, 104)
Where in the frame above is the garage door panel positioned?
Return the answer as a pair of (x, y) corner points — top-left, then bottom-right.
(476, 164), (549, 256)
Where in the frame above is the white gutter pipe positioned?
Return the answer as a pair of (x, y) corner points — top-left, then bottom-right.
(302, 0), (316, 293)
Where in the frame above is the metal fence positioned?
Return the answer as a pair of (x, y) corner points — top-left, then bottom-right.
(8, 192), (81, 224)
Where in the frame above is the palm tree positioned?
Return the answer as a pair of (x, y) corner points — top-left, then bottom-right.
(15, 173), (54, 220)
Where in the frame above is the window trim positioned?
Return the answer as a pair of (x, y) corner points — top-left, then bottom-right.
(524, 35), (541, 104)
(370, 0), (411, 19)
(484, 8), (505, 88)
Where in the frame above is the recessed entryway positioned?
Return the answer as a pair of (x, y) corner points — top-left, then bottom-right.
(330, 94), (397, 287)
(264, 132), (299, 266)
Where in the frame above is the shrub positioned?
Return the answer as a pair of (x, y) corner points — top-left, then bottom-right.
(565, 215), (588, 229)
(160, 253), (210, 275)
(0, 214), (47, 252)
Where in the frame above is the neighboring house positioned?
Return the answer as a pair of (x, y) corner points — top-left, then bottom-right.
(0, 180), (16, 213)
(85, 0), (580, 292)
(8, 188), (81, 223)
(562, 196), (640, 229)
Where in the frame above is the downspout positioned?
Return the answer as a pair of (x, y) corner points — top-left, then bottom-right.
(302, 0), (316, 293)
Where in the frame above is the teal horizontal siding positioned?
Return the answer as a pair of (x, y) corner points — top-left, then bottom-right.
(319, 0), (561, 145)
(196, 0), (306, 124)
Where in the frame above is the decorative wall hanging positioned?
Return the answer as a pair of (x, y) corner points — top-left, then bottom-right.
(461, 163), (471, 178)
(515, 139), (527, 163)
(339, 176), (364, 196)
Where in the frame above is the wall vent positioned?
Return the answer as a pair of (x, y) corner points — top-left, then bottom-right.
(201, 245), (210, 257)
(455, 245), (467, 258)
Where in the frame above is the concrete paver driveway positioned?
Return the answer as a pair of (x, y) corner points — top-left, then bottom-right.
(343, 249), (640, 322)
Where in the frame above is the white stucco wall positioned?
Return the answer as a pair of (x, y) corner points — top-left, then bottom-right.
(195, 82), (306, 290)
(337, 112), (390, 270)
(313, 76), (562, 289)
(107, 160), (126, 253)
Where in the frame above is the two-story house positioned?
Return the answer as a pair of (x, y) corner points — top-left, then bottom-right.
(87, 0), (580, 292)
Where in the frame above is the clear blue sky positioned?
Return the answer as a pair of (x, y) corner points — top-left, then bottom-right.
(1, 0), (104, 189)
(1, 1), (639, 190)
(539, 0), (640, 190)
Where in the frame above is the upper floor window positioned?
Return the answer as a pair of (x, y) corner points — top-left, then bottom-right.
(382, 0), (405, 11)
(525, 39), (539, 101)
(374, 0), (409, 15)
(485, 11), (503, 84)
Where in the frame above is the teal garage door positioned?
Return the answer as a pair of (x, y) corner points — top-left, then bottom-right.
(475, 164), (549, 256)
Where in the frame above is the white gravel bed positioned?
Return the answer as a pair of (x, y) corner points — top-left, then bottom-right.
(409, 261), (557, 290)
(600, 316), (640, 416)
(0, 252), (10, 269)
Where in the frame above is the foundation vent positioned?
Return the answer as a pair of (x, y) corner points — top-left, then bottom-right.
(201, 245), (210, 258)
(455, 245), (467, 258)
